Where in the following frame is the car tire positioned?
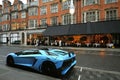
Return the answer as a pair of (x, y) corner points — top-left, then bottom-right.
(41, 62), (56, 75)
(6, 56), (14, 66)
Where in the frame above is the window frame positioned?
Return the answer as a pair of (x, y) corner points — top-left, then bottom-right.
(50, 3), (58, 13)
(105, 0), (118, 4)
(40, 6), (47, 15)
(105, 9), (118, 20)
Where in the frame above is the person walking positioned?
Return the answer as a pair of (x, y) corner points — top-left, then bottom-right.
(59, 40), (62, 47)
(6, 37), (9, 46)
(35, 38), (39, 47)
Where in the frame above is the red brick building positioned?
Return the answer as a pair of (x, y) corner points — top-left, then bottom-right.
(0, 0), (120, 47)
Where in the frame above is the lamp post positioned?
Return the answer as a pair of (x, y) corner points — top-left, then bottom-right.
(69, 0), (75, 24)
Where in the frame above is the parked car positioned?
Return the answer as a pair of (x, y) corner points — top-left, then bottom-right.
(6, 48), (76, 75)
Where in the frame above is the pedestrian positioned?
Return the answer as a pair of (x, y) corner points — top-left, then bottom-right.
(35, 39), (39, 47)
(55, 40), (57, 46)
(59, 40), (62, 46)
(6, 37), (9, 45)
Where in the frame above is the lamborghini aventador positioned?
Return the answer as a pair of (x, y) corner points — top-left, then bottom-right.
(6, 48), (76, 75)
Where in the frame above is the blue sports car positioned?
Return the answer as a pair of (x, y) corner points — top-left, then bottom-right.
(6, 48), (76, 75)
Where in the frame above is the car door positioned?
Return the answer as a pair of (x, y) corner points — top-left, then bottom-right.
(14, 50), (39, 67)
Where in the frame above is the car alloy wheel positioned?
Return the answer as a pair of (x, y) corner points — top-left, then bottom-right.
(41, 62), (56, 75)
(7, 56), (14, 66)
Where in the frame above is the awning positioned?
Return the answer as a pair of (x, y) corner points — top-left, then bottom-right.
(43, 26), (70, 36)
(91, 20), (120, 34)
(68, 20), (120, 35)
(43, 20), (120, 36)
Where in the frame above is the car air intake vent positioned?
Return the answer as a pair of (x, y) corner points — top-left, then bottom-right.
(62, 57), (75, 69)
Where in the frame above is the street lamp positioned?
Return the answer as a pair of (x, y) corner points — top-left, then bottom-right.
(69, 0), (75, 24)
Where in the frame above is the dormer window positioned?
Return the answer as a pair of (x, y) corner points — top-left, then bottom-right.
(14, 5), (18, 10)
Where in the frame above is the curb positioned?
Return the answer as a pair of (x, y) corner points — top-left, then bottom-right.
(9, 45), (120, 52)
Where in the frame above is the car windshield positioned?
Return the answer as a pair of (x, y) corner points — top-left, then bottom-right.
(49, 49), (68, 56)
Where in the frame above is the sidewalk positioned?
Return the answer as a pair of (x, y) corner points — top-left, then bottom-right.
(10, 44), (120, 52)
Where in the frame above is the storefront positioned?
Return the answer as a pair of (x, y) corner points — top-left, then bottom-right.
(0, 31), (22, 44)
(26, 29), (46, 45)
(43, 20), (120, 47)
(0, 33), (7, 43)
(0, 29), (46, 45)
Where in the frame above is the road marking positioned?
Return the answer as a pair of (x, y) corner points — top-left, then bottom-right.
(78, 75), (81, 80)
(77, 67), (82, 80)
(82, 67), (120, 75)
(80, 67), (83, 72)
(75, 66), (120, 75)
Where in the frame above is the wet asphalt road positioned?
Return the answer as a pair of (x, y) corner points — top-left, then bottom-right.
(0, 45), (120, 80)
(75, 50), (120, 72)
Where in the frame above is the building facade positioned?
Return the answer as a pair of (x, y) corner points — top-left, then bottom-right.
(0, 0), (120, 47)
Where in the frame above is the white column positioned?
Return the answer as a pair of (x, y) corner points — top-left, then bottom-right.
(84, 12), (87, 23)
(84, 0), (86, 6)
(69, 0), (75, 24)
(71, 14), (74, 24)
(24, 32), (27, 45)
(95, 11), (98, 21)
(19, 32), (22, 44)
(30, 34), (32, 39)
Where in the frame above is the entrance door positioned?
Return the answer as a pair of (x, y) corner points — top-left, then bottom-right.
(22, 32), (25, 44)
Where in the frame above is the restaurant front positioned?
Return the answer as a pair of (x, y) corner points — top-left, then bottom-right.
(43, 20), (120, 47)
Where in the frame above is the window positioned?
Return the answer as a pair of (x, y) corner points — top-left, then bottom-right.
(86, 11), (96, 22)
(82, 10), (99, 23)
(2, 24), (10, 31)
(11, 12), (18, 19)
(105, 9), (117, 20)
(0, 34), (7, 43)
(29, 1), (38, 6)
(82, 0), (99, 6)
(40, 6), (47, 15)
(28, 20), (37, 28)
(105, 0), (118, 4)
(62, 0), (70, 10)
(20, 21), (26, 29)
(28, 7), (38, 16)
(11, 23), (20, 30)
(62, 14), (71, 25)
(10, 33), (20, 43)
(40, 18), (47, 26)
(2, 14), (10, 21)
(51, 3), (58, 13)
(42, 0), (53, 3)
(21, 12), (26, 18)
(51, 17), (58, 26)
(14, 5), (18, 10)
(4, 8), (9, 13)
(20, 50), (40, 55)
